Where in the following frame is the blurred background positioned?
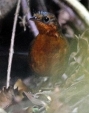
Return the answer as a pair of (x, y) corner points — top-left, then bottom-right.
(0, 0), (88, 84)
(0, 0), (89, 112)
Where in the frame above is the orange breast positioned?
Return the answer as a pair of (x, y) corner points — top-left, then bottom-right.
(29, 32), (69, 76)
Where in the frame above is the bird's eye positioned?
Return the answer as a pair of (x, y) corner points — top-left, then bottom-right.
(43, 16), (49, 23)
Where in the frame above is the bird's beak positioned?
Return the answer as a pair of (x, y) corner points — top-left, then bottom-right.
(29, 16), (37, 21)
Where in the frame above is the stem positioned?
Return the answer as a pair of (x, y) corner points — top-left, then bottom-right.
(6, 0), (21, 88)
(21, 0), (39, 37)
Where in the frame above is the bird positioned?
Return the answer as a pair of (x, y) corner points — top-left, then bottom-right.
(28, 11), (69, 81)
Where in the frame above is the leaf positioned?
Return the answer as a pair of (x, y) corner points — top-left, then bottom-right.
(14, 79), (30, 92)
(24, 91), (47, 107)
(0, 86), (14, 109)
(14, 79), (30, 102)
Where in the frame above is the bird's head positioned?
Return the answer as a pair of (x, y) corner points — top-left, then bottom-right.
(30, 11), (60, 33)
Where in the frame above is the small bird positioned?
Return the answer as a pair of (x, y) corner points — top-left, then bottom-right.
(29, 11), (69, 79)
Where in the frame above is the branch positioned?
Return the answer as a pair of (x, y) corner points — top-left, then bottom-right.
(6, 0), (21, 88)
(21, 0), (39, 37)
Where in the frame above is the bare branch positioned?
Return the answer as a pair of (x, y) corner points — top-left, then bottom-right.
(6, 0), (21, 88)
(21, 0), (39, 37)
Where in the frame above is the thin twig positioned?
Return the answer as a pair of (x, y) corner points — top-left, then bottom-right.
(6, 0), (21, 88)
(21, 0), (39, 37)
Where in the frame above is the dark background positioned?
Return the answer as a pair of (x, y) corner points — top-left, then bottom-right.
(0, 0), (88, 86)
